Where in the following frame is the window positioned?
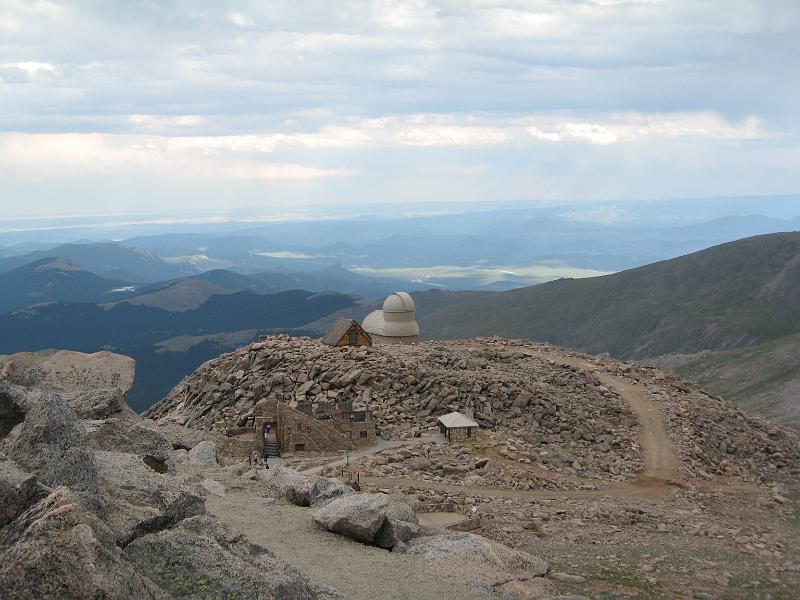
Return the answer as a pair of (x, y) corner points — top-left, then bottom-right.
(360, 430), (368, 438)
(348, 332), (358, 346)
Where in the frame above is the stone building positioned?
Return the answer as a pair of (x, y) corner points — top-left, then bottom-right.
(321, 318), (372, 347)
(362, 292), (419, 345)
(438, 411), (479, 443)
(230, 398), (377, 456)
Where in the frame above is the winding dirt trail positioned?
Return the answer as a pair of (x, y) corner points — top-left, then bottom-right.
(534, 351), (682, 483)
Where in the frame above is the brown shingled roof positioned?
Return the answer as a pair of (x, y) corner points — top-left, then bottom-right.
(322, 317), (370, 346)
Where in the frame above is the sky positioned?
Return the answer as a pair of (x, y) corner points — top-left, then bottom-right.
(1, 0), (799, 218)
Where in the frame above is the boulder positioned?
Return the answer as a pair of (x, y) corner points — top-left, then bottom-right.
(147, 421), (217, 451)
(125, 515), (344, 599)
(375, 516), (420, 550)
(0, 382), (34, 439)
(313, 492), (419, 549)
(65, 387), (132, 420)
(257, 466), (353, 507)
(85, 417), (175, 474)
(0, 456), (49, 527)
(201, 478), (226, 497)
(0, 487), (167, 600)
(94, 451), (205, 546)
(7, 393), (98, 499)
(404, 532), (549, 579)
(187, 440), (218, 466)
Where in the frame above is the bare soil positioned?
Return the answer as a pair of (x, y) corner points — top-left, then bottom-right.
(206, 493), (486, 600)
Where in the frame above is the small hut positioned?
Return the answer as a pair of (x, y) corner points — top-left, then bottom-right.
(322, 318), (372, 347)
(437, 411), (479, 442)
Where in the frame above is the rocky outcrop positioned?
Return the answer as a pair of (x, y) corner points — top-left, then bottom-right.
(258, 465), (354, 507)
(85, 417), (175, 474)
(125, 515), (344, 599)
(0, 350), (136, 421)
(0, 487), (167, 600)
(313, 492), (419, 549)
(0, 349), (135, 398)
(0, 455), (49, 527)
(94, 451), (205, 547)
(0, 354), (350, 599)
(6, 393), (98, 501)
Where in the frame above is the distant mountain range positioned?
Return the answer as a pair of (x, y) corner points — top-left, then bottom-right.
(2, 203), (799, 292)
(0, 258), (140, 315)
(0, 259), (432, 318)
(0, 251), (442, 408)
(0, 242), (192, 283)
(421, 232), (800, 424)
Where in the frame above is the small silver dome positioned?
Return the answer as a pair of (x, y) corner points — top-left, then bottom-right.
(383, 292), (416, 313)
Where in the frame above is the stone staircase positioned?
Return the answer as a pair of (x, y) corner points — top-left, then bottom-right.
(265, 439), (280, 458)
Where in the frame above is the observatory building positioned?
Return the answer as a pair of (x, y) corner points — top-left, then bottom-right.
(362, 292), (419, 345)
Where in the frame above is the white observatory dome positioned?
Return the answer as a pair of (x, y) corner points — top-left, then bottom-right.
(383, 291), (416, 313)
(362, 291), (419, 343)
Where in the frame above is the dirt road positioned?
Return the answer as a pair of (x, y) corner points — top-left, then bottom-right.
(533, 351), (682, 482)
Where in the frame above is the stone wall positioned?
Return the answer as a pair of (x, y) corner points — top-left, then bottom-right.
(255, 399), (354, 453)
(445, 426), (478, 443)
(334, 417), (377, 446)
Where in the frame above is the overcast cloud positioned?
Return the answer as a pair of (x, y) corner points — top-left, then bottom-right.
(0, 0), (798, 217)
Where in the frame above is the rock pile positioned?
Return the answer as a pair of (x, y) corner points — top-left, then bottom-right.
(355, 432), (637, 490)
(149, 335), (643, 476)
(150, 336), (800, 484)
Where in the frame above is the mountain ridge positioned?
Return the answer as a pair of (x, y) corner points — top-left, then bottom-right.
(422, 232), (800, 358)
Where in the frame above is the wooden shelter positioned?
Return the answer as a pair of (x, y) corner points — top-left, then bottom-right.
(322, 318), (372, 347)
(437, 411), (479, 442)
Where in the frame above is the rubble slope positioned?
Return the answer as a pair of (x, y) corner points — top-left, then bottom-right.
(148, 336), (800, 484)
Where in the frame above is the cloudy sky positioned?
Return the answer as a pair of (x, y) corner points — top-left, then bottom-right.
(1, 0), (798, 218)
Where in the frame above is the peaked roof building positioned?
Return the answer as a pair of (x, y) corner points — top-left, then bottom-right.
(322, 318), (372, 347)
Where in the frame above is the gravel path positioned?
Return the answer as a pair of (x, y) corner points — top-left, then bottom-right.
(206, 492), (487, 600)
